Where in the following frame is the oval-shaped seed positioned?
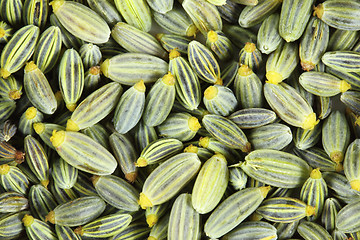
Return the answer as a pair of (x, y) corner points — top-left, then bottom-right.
(293, 147), (343, 173)
(157, 34), (190, 56)
(294, 123), (322, 150)
(50, 130), (117, 175)
(114, 0), (152, 32)
(74, 212), (132, 238)
(322, 110), (350, 163)
(204, 186), (271, 239)
(228, 108), (277, 129)
(66, 82), (122, 132)
(192, 154), (228, 214)
(299, 71), (350, 97)
(138, 152), (201, 209)
(0, 0), (23, 26)
(239, 42), (263, 72)
(299, 16), (329, 71)
(50, 0), (110, 44)
(112, 22), (167, 59)
(82, 123), (110, 149)
(344, 139), (360, 191)
(113, 80), (145, 134)
(136, 138), (183, 167)
(28, 184), (57, 222)
(204, 114), (251, 152)
(24, 135), (49, 188)
(248, 123), (292, 150)
(92, 175), (139, 212)
(223, 221), (277, 240)
(0, 191), (28, 213)
(300, 168), (328, 221)
(87, 0), (122, 27)
(265, 42), (299, 84)
(234, 65), (263, 108)
(329, 29), (359, 51)
(188, 40), (222, 84)
(297, 221), (332, 240)
(33, 26), (62, 74)
(24, 61), (57, 115)
(0, 164), (29, 195)
(52, 157), (78, 189)
(322, 51), (360, 72)
(22, 0), (49, 29)
(239, 0), (281, 28)
(241, 149), (311, 188)
(144, 73), (176, 127)
(204, 85), (237, 116)
(314, 0), (360, 31)
(168, 193), (200, 240)
(134, 120), (158, 152)
(321, 197), (342, 232)
(279, 0), (314, 42)
(0, 211), (27, 240)
(206, 30), (233, 61)
(79, 43), (102, 70)
(323, 172), (360, 204)
(23, 214), (57, 240)
(153, 6), (197, 37)
(157, 113), (201, 142)
(257, 13), (283, 54)
(0, 140), (24, 164)
(101, 53), (168, 86)
(58, 48), (84, 112)
(256, 197), (315, 223)
(217, 0), (242, 23)
(182, 0), (222, 35)
(229, 167), (247, 191)
(45, 196), (105, 227)
(264, 82), (319, 130)
(169, 49), (201, 111)
(0, 25), (39, 79)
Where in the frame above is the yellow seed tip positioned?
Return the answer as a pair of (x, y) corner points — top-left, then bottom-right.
(199, 137), (209, 148)
(66, 103), (77, 112)
(186, 24), (198, 37)
(49, 0), (65, 13)
(66, 119), (80, 132)
(50, 130), (65, 148)
(0, 68), (11, 79)
(336, 162), (343, 172)
(24, 61), (37, 72)
(301, 113), (319, 130)
(139, 193), (153, 209)
(184, 144), (198, 153)
(305, 205), (316, 216)
(100, 59), (110, 77)
(0, 28), (5, 38)
(22, 214), (34, 227)
(259, 186), (271, 198)
(45, 211), (55, 224)
(214, 77), (223, 85)
(188, 117), (201, 132)
(134, 80), (146, 92)
(244, 42), (256, 53)
(89, 66), (101, 75)
(350, 180), (360, 192)
(9, 90), (21, 100)
(74, 226), (84, 236)
(310, 168), (322, 179)
(169, 49), (181, 60)
(125, 172), (137, 183)
(155, 33), (164, 41)
(33, 122), (45, 135)
(238, 65), (253, 76)
(146, 214), (158, 228)
(135, 157), (148, 167)
(301, 61), (315, 72)
(207, 31), (218, 43)
(162, 72), (175, 86)
(204, 86), (218, 100)
(313, 4), (324, 19)
(266, 71), (283, 84)
(339, 80), (351, 93)
(0, 164), (10, 175)
(25, 107), (37, 120)
(40, 179), (50, 188)
(330, 151), (344, 163)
